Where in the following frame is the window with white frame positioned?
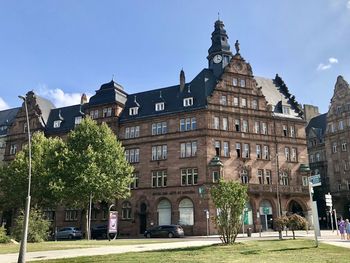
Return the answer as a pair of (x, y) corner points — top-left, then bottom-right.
(291, 147), (297, 162)
(302, 176), (309, 186)
(212, 171), (220, 183)
(241, 98), (247, 108)
(180, 141), (197, 158)
(152, 122), (167, 135)
(235, 119), (240, 132)
(233, 97), (239, 106)
(315, 152), (321, 162)
(152, 170), (167, 187)
(223, 141), (230, 157)
(53, 120), (61, 128)
(261, 122), (268, 134)
(290, 126), (295, 137)
(121, 202), (132, 219)
(233, 78), (238, 86)
(90, 109), (99, 119)
(282, 106), (290, 115)
(283, 125), (288, 136)
(155, 102), (165, 111)
(332, 142), (337, 153)
(74, 116), (82, 126)
(103, 107), (112, 117)
(215, 140), (221, 156)
(126, 126), (140, 138)
(263, 145), (269, 160)
(339, 120), (344, 130)
(256, 144), (261, 159)
(151, 145), (167, 160)
(309, 154), (314, 163)
(240, 170), (249, 184)
(181, 168), (198, 186)
(240, 79), (246, 88)
(252, 99), (258, 109)
(180, 117), (196, 131)
(236, 143), (241, 158)
(265, 170), (271, 184)
(242, 143), (250, 158)
(179, 198), (194, 226)
(213, 116), (219, 129)
(65, 209), (78, 221)
(125, 148), (140, 163)
(254, 121), (260, 134)
(257, 169), (264, 184)
(222, 117), (228, 130)
(220, 95), (227, 106)
(242, 120), (248, 132)
(130, 172), (139, 189)
(10, 144), (17, 155)
(129, 107), (139, 116)
(342, 142), (347, 151)
(43, 209), (55, 221)
(285, 147), (290, 161)
(280, 171), (289, 185)
(183, 97), (193, 107)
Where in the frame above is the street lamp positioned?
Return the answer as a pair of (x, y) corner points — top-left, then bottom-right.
(17, 95), (32, 263)
(275, 152), (282, 218)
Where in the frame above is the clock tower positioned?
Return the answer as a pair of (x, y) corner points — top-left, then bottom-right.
(207, 19), (233, 78)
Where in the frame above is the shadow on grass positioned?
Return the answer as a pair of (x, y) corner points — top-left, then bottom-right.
(240, 249), (261, 255)
(269, 246), (314, 252)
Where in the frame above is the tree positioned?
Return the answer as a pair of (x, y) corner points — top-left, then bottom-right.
(275, 215), (289, 240)
(287, 213), (308, 240)
(12, 207), (50, 242)
(210, 180), (248, 244)
(63, 117), (133, 238)
(0, 132), (67, 211)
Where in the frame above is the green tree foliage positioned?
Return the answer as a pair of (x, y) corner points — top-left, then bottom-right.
(287, 214), (308, 240)
(210, 180), (248, 244)
(0, 132), (66, 211)
(12, 207), (50, 243)
(275, 215), (289, 240)
(63, 117), (133, 236)
(0, 225), (10, 243)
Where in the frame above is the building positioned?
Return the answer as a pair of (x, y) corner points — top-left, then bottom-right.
(1, 20), (311, 235)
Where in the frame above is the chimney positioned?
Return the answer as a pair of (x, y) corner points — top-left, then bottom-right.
(180, 69), (185, 92)
(80, 93), (87, 104)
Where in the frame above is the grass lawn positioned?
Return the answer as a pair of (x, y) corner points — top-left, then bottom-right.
(0, 238), (182, 254)
(33, 239), (350, 263)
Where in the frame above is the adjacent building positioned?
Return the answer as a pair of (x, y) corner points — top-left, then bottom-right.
(1, 20), (311, 235)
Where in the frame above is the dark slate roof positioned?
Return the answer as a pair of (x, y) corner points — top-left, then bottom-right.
(46, 104), (85, 135)
(119, 69), (217, 122)
(35, 94), (56, 126)
(306, 113), (327, 138)
(89, 80), (127, 106)
(0, 107), (20, 136)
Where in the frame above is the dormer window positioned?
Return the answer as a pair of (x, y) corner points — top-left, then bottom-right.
(53, 120), (61, 128)
(282, 106), (290, 115)
(155, 102), (165, 111)
(129, 107), (139, 116)
(183, 97), (193, 107)
(74, 116), (82, 126)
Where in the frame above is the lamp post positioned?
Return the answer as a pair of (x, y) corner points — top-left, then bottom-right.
(17, 95), (32, 263)
(275, 151), (281, 218)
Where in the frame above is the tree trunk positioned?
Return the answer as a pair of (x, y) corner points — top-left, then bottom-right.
(278, 230), (283, 240)
(292, 230), (295, 240)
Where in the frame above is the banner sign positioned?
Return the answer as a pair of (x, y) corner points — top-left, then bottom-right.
(108, 211), (118, 234)
(309, 174), (321, 187)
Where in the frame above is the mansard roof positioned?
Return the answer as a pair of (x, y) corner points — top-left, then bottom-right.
(119, 69), (217, 122)
(46, 104), (85, 135)
(89, 80), (127, 107)
(0, 107), (20, 136)
(255, 75), (303, 119)
(306, 113), (327, 139)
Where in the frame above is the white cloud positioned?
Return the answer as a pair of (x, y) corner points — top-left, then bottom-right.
(317, 57), (339, 71)
(347, 1), (350, 9)
(0, 97), (9, 110)
(35, 85), (91, 107)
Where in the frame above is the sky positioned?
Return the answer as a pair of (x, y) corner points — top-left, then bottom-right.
(1, 0), (350, 114)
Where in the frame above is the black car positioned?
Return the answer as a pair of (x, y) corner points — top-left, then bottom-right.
(91, 225), (116, 239)
(144, 225), (184, 238)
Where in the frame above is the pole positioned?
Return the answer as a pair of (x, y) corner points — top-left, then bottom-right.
(275, 150), (281, 218)
(330, 208), (334, 232)
(18, 96), (32, 263)
(308, 182), (318, 247)
(88, 193), (92, 240)
(242, 208), (245, 236)
(334, 209), (338, 235)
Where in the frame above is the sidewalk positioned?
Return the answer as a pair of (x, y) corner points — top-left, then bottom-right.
(1, 230), (349, 263)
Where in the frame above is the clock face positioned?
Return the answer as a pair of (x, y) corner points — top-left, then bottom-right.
(213, 54), (222, 64)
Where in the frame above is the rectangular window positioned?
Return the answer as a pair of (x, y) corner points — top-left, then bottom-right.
(282, 106), (290, 115)
(309, 154), (314, 163)
(129, 107), (138, 116)
(180, 117), (196, 132)
(215, 140), (221, 156)
(342, 142), (347, 151)
(254, 121), (260, 134)
(155, 102), (165, 111)
(152, 145), (167, 160)
(332, 142), (337, 153)
(220, 95), (227, 106)
(291, 148), (297, 162)
(212, 171), (220, 183)
(315, 152), (321, 162)
(256, 145), (261, 159)
(125, 148), (140, 163)
(223, 141), (230, 157)
(257, 169), (264, 184)
(183, 97), (193, 107)
(233, 97), (239, 106)
(103, 107), (112, 117)
(130, 172), (139, 189)
(241, 98), (247, 107)
(126, 126), (140, 138)
(243, 144), (250, 158)
(283, 125), (288, 137)
(252, 99), (258, 110)
(263, 145), (269, 160)
(180, 141), (197, 158)
(261, 122), (267, 135)
(235, 119), (240, 132)
(236, 143), (241, 158)
(290, 126), (295, 137)
(240, 79), (246, 87)
(65, 210), (78, 221)
(152, 122), (167, 135)
(53, 120), (61, 128)
(74, 116), (82, 126)
(10, 144), (17, 155)
(213, 116), (219, 129)
(242, 120), (248, 133)
(265, 170), (271, 184)
(302, 176), (309, 186)
(181, 168), (198, 186)
(222, 117), (228, 131)
(339, 120), (344, 130)
(285, 147), (290, 161)
(152, 170), (167, 188)
(232, 78), (238, 86)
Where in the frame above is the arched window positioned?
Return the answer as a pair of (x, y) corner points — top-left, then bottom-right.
(122, 201), (132, 219)
(157, 199), (171, 225)
(179, 198), (194, 225)
(240, 169), (249, 184)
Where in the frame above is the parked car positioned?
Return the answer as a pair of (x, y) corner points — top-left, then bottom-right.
(55, 227), (82, 240)
(144, 225), (184, 238)
(91, 224), (117, 239)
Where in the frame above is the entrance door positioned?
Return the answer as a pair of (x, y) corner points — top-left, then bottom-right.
(139, 203), (147, 234)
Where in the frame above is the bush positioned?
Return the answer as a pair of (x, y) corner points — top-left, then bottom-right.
(12, 207), (50, 243)
(0, 226), (10, 243)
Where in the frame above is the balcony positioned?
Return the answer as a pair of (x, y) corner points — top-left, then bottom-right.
(248, 184), (309, 195)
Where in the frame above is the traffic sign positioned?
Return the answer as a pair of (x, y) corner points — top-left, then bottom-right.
(309, 174), (321, 187)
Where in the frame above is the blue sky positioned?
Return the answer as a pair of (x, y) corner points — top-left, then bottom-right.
(1, 0), (350, 114)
